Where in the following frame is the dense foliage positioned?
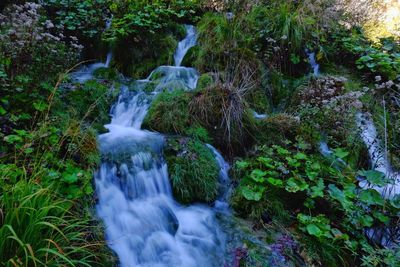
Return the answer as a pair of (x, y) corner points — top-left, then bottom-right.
(1, 0), (400, 266)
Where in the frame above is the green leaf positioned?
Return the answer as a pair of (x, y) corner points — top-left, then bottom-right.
(0, 106), (6, 115)
(390, 194), (400, 209)
(358, 170), (388, 186)
(310, 179), (324, 198)
(266, 177), (283, 187)
(4, 135), (23, 144)
(33, 101), (48, 112)
(294, 152), (307, 160)
(285, 177), (308, 192)
(359, 189), (385, 206)
(333, 148), (349, 159)
(250, 169), (266, 183)
(236, 160), (249, 169)
(257, 157), (275, 169)
(373, 212), (389, 224)
(306, 224), (322, 236)
(359, 215), (374, 227)
(240, 186), (264, 201)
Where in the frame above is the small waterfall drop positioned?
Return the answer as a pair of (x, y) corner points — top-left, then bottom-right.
(253, 111), (267, 120)
(92, 26), (226, 267)
(356, 112), (400, 198)
(206, 144), (232, 212)
(306, 50), (320, 76)
(174, 25), (197, 67)
(70, 18), (113, 83)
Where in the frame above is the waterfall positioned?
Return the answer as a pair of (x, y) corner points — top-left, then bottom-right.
(306, 49), (320, 76)
(70, 18), (113, 83)
(253, 111), (267, 120)
(356, 112), (400, 198)
(90, 26), (226, 267)
(206, 144), (232, 213)
(174, 25), (197, 67)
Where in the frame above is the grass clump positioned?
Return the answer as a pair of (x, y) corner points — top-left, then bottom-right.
(165, 137), (219, 204)
(143, 89), (192, 134)
(0, 177), (113, 266)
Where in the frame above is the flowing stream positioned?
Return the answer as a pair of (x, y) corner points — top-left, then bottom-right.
(71, 18), (113, 83)
(91, 26), (227, 267)
(356, 112), (400, 198)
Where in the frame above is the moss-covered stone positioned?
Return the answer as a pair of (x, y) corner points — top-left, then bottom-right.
(196, 72), (214, 90)
(254, 113), (300, 146)
(165, 137), (219, 204)
(114, 34), (178, 79)
(93, 67), (120, 81)
(181, 45), (200, 67)
(142, 89), (191, 134)
(57, 79), (119, 132)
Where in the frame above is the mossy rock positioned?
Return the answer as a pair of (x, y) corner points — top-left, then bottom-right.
(142, 89), (192, 134)
(181, 45), (200, 67)
(114, 34), (177, 79)
(57, 80), (118, 132)
(196, 73), (214, 90)
(246, 86), (271, 114)
(254, 113), (300, 146)
(93, 67), (120, 81)
(165, 137), (219, 204)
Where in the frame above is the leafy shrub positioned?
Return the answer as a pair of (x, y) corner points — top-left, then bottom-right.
(105, 0), (198, 41)
(165, 137), (218, 204)
(293, 76), (364, 146)
(56, 79), (118, 131)
(0, 2), (81, 131)
(104, 0), (199, 77)
(341, 32), (400, 80)
(232, 140), (400, 266)
(41, 0), (110, 39)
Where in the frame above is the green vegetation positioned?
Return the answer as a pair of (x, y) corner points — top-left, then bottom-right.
(232, 140), (400, 266)
(143, 89), (192, 134)
(1, 0), (400, 266)
(165, 137), (219, 204)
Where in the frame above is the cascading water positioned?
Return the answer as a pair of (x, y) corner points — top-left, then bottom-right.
(93, 26), (227, 267)
(174, 25), (197, 67)
(206, 144), (232, 213)
(356, 112), (400, 198)
(306, 49), (320, 77)
(70, 18), (113, 83)
(253, 111), (267, 120)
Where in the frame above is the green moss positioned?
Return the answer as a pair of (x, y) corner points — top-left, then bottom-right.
(246, 86), (271, 114)
(184, 126), (211, 143)
(56, 80), (118, 132)
(181, 45), (200, 67)
(254, 113), (300, 146)
(142, 89), (191, 134)
(93, 67), (119, 81)
(114, 34), (178, 79)
(165, 137), (219, 204)
(195, 73), (214, 90)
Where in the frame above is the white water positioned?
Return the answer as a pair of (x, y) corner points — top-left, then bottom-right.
(356, 112), (400, 198)
(147, 65), (199, 91)
(70, 19), (113, 83)
(206, 144), (232, 213)
(93, 26), (227, 267)
(306, 50), (320, 76)
(174, 25), (197, 67)
(253, 111), (267, 120)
